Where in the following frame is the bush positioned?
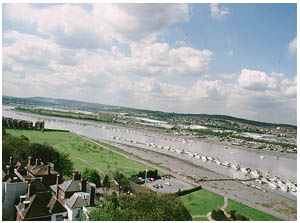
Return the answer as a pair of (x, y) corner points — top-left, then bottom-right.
(175, 185), (202, 196)
(211, 209), (230, 221)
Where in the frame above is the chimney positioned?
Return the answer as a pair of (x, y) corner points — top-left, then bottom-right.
(35, 159), (39, 166)
(24, 200), (30, 209)
(19, 195), (26, 203)
(27, 183), (32, 197)
(27, 156), (32, 166)
(56, 174), (60, 199)
(6, 165), (10, 176)
(47, 164), (51, 175)
(81, 178), (87, 192)
(88, 186), (95, 206)
(72, 171), (81, 180)
(9, 155), (13, 165)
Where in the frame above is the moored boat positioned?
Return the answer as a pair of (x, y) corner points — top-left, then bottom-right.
(232, 164), (241, 170)
(222, 161), (230, 167)
(241, 167), (251, 174)
(251, 169), (262, 178)
(215, 159), (221, 165)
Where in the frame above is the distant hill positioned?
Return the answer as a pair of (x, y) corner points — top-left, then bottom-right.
(3, 95), (121, 112)
(3, 95), (296, 128)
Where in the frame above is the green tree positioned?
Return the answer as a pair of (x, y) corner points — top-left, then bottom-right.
(2, 133), (73, 178)
(88, 192), (192, 221)
(102, 175), (110, 198)
(82, 168), (101, 187)
(112, 170), (132, 194)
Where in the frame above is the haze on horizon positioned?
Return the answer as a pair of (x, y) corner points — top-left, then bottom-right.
(2, 3), (297, 125)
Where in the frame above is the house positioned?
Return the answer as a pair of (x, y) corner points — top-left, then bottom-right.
(64, 187), (96, 221)
(2, 169), (28, 219)
(50, 171), (94, 203)
(50, 171), (99, 221)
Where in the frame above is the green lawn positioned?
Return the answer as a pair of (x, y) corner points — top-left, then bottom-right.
(225, 199), (283, 221)
(193, 217), (208, 221)
(180, 189), (224, 216)
(7, 129), (73, 146)
(7, 129), (156, 177)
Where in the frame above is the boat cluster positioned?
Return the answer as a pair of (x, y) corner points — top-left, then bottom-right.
(112, 135), (297, 196)
(258, 176), (297, 195)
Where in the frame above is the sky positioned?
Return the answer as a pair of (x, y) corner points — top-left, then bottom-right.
(2, 3), (297, 124)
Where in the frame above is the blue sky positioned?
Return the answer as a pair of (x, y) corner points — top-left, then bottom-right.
(2, 3), (297, 124)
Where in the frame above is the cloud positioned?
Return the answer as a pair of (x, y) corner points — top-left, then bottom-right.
(288, 37), (297, 56)
(238, 69), (278, 91)
(210, 3), (229, 20)
(227, 50), (234, 56)
(4, 3), (190, 49)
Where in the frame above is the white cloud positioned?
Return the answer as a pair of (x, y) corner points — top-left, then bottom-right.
(280, 76), (297, 98)
(238, 69), (278, 91)
(288, 37), (297, 56)
(210, 4), (229, 20)
(227, 50), (234, 56)
(4, 3), (190, 49)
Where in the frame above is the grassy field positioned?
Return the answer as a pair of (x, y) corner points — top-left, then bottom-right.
(7, 129), (156, 177)
(180, 189), (224, 216)
(192, 217), (208, 221)
(225, 199), (283, 221)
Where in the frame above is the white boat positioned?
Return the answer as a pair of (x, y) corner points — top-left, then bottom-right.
(201, 156), (208, 161)
(207, 156), (214, 161)
(222, 161), (230, 167)
(268, 181), (279, 189)
(270, 176), (280, 183)
(259, 155), (265, 160)
(279, 184), (289, 192)
(215, 159), (221, 165)
(290, 190), (297, 196)
(195, 154), (201, 159)
(232, 164), (241, 170)
(251, 170), (262, 178)
(286, 180), (297, 189)
(175, 149), (182, 154)
(241, 167), (251, 174)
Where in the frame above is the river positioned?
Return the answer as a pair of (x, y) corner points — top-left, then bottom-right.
(2, 105), (297, 201)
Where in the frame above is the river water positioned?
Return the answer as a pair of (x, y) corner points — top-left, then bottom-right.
(2, 105), (297, 200)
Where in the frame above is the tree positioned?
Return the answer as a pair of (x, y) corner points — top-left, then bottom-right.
(82, 168), (101, 187)
(88, 192), (192, 221)
(112, 170), (132, 194)
(2, 133), (74, 178)
(102, 175), (110, 198)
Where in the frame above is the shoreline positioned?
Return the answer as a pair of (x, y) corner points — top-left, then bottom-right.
(104, 140), (296, 221)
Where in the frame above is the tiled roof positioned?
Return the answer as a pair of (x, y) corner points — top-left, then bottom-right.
(47, 196), (67, 214)
(65, 192), (89, 209)
(16, 192), (52, 219)
(65, 191), (100, 209)
(58, 180), (93, 192)
(27, 165), (58, 176)
(16, 192), (66, 220)
(30, 180), (47, 194)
